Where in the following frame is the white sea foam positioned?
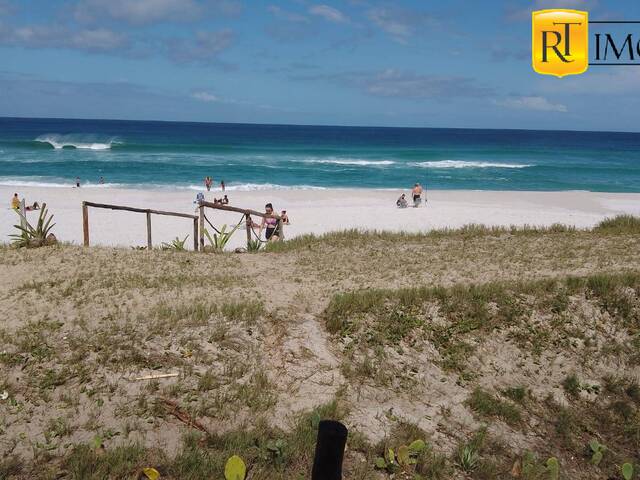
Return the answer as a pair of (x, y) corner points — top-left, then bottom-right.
(410, 160), (532, 169)
(178, 183), (328, 192)
(0, 178), (123, 188)
(303, 158), (396, 166)
(35, 134), (120, 151)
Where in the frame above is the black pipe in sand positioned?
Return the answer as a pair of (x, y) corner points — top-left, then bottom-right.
(311, 420), (348, 480)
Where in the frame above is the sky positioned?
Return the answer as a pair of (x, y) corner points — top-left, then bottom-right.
(1, 0), (639, 131)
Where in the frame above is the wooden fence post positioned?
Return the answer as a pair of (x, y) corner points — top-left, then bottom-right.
(245, 212), (252, 249)
(82, 202), (89, 246)
(146, 211), (152, 250)
(199, 206), (205, 250)
(193, 218), (199, 252)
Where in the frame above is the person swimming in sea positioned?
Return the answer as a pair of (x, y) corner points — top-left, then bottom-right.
(258, 203), (281, 242)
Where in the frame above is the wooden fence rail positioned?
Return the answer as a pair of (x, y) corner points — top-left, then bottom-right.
(82, 201), (199, 251)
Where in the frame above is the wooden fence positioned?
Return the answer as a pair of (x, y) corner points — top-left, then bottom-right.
(82, 201), (199, 251)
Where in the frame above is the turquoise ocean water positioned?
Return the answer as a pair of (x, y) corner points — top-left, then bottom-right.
(0, 117), (639, 192)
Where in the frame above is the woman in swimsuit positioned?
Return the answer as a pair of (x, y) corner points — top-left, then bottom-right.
(259, 203), (281, 242)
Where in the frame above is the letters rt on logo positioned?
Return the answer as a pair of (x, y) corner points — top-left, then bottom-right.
(532, 10), (589, 77)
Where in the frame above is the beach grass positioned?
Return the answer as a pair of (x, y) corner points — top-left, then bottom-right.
(1, 219), (640, 479)
(264, 214), (640, 253)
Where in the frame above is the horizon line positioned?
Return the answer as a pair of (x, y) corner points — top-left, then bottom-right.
(1, 115), (639, 135)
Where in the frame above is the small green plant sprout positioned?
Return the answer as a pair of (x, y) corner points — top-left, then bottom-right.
(458, 444), (479, 473)
(204, 224), (240, 252)
(10, 204), (56, 248)
(224, 455), (246, 480)
(374, 439), (427, 472)
(546, 457), (560, 480)
(265, 439), (286, 466)
(247, 238), (263, 252)
(589, 439), (606, 466)
(622, 462), (634, 480)
(161, 235), (188, 251)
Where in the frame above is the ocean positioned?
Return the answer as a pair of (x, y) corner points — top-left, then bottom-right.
(0, 117), (639, 192)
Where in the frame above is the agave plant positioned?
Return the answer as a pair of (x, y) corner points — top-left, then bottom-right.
(204, 224), (240, 252)
(247, 238), (263, 252)
(161, 235), (189, 251)
(10, 204), (56, 248)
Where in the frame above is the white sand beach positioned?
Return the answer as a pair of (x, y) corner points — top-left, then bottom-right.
(2, 186), (639, 249)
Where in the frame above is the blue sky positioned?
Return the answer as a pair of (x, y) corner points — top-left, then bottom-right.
(1, 0), (639, 130)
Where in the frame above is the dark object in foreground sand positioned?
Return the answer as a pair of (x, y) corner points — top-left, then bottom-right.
(312, 420), (348, 480)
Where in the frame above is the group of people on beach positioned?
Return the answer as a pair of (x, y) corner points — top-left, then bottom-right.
(204, 176), (225, 192)
(10, 193), (40, 212)
(397, 183), (426, 208)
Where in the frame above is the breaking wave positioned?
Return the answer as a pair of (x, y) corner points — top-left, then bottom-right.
(35, 134), (121, 151)
(410, 160), (532, 169)
(303, 158), (396, 166)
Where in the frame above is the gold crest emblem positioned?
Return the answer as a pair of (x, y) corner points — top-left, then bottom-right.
(532, 10), (589, 77)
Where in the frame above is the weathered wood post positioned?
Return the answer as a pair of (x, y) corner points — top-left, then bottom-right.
(193, 217), (199, 251)
(146, 211), (152, 250)
(245, 212), (252, 249)
(199, 205), (205, 250)
(82, 201), (89, 246)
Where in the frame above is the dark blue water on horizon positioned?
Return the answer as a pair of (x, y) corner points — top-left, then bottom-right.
(0, 117), (639, 192)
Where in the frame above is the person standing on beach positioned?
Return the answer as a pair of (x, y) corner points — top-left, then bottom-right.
(99, 176), (104, 184)
(11, 193), (20, 210)
(220, 180), (225, 192)
(76, 177), (81, 188)
(412, 183), (423, 207)
(205, 176), (212, 191)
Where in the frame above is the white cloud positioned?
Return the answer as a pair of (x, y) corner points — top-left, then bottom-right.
(538, 68), (640, 95)
(75, 0), (241, 25)
(1, 24), (127, 52)
(496, 96), (568, 112)
(166, 29), (234, 64)
(506, 0), (598, 22)
(0, 0), (14, 16)
(191, 91), (219, 102)
(297, 69), (492, 99)
(309, 5), (348, 23)
(268, 5), (308, 23)
(366, 7), (436, 44)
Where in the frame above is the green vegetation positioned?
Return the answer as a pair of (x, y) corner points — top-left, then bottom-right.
(161, 235), (189, 251)
(203, 224), (241, 252)
(325, 272), (640, 382)
(264, 214), (640, 253)
(10, 203), (56, 248)
(467, 388), (521, 425)
(594, 214), (640, 234)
